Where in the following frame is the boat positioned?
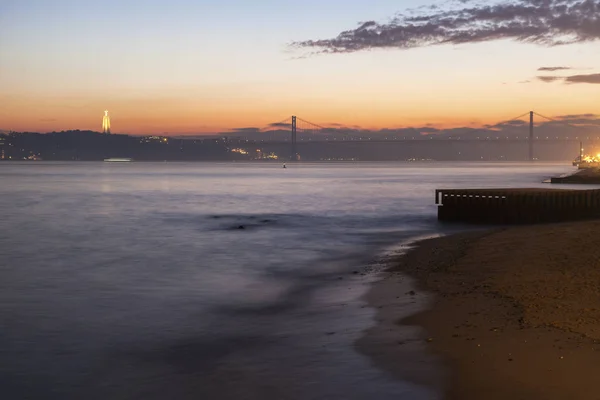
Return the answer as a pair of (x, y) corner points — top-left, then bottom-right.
(103, 158), (132, 162)
(572, 154), (600, 169)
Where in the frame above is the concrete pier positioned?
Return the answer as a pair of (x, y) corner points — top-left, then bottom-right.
(550, 168), (600, 184)
(436, 188), (600, 224)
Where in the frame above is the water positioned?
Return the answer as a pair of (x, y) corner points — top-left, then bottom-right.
(0, 162), (576, 399)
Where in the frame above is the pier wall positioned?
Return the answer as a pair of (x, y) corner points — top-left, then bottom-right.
(436, 188), (600, 224)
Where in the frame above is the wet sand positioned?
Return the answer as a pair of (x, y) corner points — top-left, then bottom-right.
(358, 221), (600, 399)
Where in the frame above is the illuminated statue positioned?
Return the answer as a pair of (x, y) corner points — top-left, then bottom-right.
(102, 110), (111, 134)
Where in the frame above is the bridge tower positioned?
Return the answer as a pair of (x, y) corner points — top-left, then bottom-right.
(291, 116), (297, 161)
(529, 111), (534, 161)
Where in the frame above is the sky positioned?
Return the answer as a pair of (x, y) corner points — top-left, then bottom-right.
(1, 0), (599, 135)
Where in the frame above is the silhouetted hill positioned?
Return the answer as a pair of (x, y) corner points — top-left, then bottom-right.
(0, 129), (586, 161)
(1, 130), (237, 161)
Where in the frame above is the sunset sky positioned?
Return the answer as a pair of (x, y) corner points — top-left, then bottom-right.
(1, 0), (599, 135)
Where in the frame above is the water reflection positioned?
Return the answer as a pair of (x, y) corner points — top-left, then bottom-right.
(0, 162), (573, 399)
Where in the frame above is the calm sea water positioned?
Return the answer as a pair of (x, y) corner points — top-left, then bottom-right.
(0, 162), (575, 399)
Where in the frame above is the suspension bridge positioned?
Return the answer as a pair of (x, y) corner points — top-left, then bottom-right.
(230, 111), (599, 161)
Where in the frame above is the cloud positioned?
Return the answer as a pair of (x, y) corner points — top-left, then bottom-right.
(268, 122), (292, 128)
(537, 66), (572, 71)
(222, 114), (600, 140)
(501, 119), (528, 126)
(537, 76), (563, 82)
(565, 73), (600, 84)
(559, 113), (599, 119)
(291, 0), (600, 54)
(537, 72), (600, 84)
(220, 111), (600, 140)
(231, 127), (261, 133)
(555, 113), (600, 125)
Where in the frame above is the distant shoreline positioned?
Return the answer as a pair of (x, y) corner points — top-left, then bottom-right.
(359, 223), (600, 399)
(0, 160), (574, 163)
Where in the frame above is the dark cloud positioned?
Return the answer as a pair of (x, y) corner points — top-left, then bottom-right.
(537, 75), (563, 82)
(220, 116), (600, 141)
(537, 72), (600, 84)
(222, 112), (600, 140)
(501, 119), (528, 127)
(268, 122), (292, 128)
(538, 66), (572, 71)
(555, 114), (600, 125)
(483, 118), (527, 130)
(565, 73), (600, 83)
(291, 0), (600, 54)
(231, 127), (261, 133)
(559, 113), (599, 119)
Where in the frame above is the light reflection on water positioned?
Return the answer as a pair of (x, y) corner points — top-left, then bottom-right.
(0, 162), (577, 399)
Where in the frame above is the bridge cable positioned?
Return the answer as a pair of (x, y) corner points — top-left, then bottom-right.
(533, 112), (588, 131)
(262, 116), (293, 131)
(497, 112), (531, 125)
(296, 117), (327, 130)
(260, 117), (294, 140)
(449, 112), (529, 140)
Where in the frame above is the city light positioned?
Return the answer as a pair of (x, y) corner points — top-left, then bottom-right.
(140, 136), (169, 144)
(230, 148), (249, 155)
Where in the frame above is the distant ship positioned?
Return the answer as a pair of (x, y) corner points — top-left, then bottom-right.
(572, 154), (600, 169)
(103, 158), (132, 162)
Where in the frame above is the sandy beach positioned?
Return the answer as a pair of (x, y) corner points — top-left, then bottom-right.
(359, 222), (600, 399)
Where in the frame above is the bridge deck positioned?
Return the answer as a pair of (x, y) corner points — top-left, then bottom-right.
(435, 188), (600, 224)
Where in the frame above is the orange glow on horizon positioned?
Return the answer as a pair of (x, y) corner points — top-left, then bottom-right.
(0, 111), (595, 136)
(1, 88), (597, 135)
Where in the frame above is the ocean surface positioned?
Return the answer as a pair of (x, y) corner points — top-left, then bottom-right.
(0, 162), (575, 399)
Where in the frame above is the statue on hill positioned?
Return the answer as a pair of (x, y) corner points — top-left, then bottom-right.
(102, 110), (111, 134)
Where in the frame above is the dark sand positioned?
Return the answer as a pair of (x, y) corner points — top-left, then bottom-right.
(358, 222), (600, 399)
